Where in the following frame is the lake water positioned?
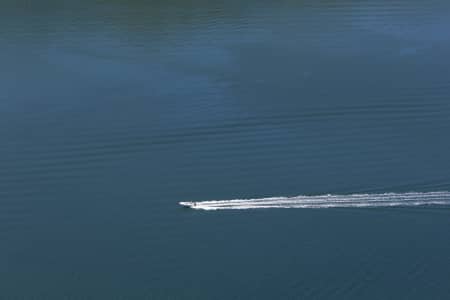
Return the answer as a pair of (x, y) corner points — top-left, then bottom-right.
(1, 0), (450, 298)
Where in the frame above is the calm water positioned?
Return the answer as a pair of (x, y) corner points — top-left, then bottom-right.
(2, 0), (450, 298)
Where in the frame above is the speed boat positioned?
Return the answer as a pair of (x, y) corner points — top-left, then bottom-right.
(179, 201), (196, 208)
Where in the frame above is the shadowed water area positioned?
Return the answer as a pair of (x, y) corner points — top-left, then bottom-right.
(1, 0), (450, 298)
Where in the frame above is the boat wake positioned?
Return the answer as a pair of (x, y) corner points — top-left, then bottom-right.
(179, 191), (450, 210)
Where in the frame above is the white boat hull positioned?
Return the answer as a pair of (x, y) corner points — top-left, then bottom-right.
(179, 201), (196, 208)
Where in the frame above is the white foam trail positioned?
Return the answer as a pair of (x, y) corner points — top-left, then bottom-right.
(179, 191), (450, 210)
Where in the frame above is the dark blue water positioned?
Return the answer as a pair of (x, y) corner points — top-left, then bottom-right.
(1, 0), (450, 298)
